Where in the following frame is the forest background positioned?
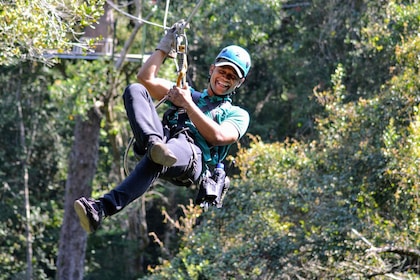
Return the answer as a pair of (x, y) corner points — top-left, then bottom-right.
(0, 0), (419, 279)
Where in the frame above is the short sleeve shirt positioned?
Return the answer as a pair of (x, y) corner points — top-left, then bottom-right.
(186, 89), (250, 165)
(165, 88), (249, 165)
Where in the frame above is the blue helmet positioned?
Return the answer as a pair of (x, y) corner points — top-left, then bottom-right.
(215, 45), (251, 78)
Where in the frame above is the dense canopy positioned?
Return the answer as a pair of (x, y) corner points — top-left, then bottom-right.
(0, 0), (418, 279)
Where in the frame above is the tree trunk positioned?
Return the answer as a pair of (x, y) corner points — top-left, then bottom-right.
(127, 196), (149, 275)
(15, 67), (33, 280)
(56, 108), (101, 280)
(56, 3), (110, 278)
(83, 1), (114, 54)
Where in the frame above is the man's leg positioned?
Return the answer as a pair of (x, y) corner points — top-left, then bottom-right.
(74, 85), (201, 233)
(101, 133), (203, 216)
(75, 84), (168, 233)
(74, 156), (161, 233)
(160, 133), (203, 183)
(123, 83), (163, 152)
(123, 83), (176, 166)
(100, 157), (161, 215)
(100, 134), (202, 216)
(74, 139), (201, 234)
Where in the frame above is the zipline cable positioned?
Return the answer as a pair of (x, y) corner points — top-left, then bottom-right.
(185, 0), (204, 26)
(106, 0), (165, 29)
(107, 0), (204, 30)
(163, 0), (205, 94)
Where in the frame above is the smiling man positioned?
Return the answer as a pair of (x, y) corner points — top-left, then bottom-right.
(74, 22), (252, 234)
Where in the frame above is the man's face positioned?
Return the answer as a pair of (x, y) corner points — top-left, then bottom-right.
(209, 65), (243, 95)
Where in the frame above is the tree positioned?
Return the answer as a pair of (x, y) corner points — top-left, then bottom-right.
(2, 0), (419, 278)
(55, 1), (162, 277)
(134, 0), (420, 278)
(0, 0), (105, 278)
(0, 63), (66, 279)
(15, 67), (33, 280)
(56, 108), (102, 280)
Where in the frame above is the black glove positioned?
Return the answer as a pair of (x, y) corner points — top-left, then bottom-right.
(156, 20), (186, 59)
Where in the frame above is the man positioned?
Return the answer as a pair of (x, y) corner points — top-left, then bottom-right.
(74, 24), (252, 234)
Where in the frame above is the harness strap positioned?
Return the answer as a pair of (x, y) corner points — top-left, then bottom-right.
(191, 90), (230, 120)
(164, 91), (230, 186)
(163, 90), (228, 126)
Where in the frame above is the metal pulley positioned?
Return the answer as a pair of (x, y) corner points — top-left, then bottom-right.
(174, 22), (188, 88)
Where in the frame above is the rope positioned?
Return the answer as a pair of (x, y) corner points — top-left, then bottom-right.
(176, 0), (205, 86)
(163, 0), (171, 29)
(123, 137), (136, 176)
(175, 30), (188, 87)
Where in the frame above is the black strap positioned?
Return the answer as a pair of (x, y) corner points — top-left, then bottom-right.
(192, 90), (229, 118)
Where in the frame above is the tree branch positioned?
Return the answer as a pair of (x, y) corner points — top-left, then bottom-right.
(368, 246), (420, 259)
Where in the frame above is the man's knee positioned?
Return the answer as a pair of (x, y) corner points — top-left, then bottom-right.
(123, 83), (148, 101)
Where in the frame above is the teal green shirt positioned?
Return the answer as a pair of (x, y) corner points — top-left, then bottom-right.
(167, 88), (250, 166)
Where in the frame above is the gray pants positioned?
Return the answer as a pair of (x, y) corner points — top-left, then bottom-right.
(101, 83), (202, 216)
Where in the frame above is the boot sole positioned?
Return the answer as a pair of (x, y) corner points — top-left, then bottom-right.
(74, 200), (93, 234)
(150, 143), (177, 166)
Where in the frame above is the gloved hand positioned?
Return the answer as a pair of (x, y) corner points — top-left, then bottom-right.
(156, 19), (186, 59)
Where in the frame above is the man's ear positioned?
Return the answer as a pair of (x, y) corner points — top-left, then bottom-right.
(236, 77), (245, 88)
(209, 64), (215, 76)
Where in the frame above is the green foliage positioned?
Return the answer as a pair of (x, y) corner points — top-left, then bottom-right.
(146, 77), (419, 278)
(1, 0), (420, 278)
(0, 0), (105, 65)
(0, 63), (64, 279)
(142, 2), (420, 278)
(50, 59), (112, 118)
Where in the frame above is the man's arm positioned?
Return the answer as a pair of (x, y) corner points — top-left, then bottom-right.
(137, 21), (185, 101)
(187, 101), (240, 146)
(136, 50), (172, 101)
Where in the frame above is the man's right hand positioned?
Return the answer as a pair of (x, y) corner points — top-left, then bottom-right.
(155, 19), (186, 59)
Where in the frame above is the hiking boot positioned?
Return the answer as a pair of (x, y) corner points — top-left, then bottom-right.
(148, 142), (177, 166)
(74, 197), (104, 234)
